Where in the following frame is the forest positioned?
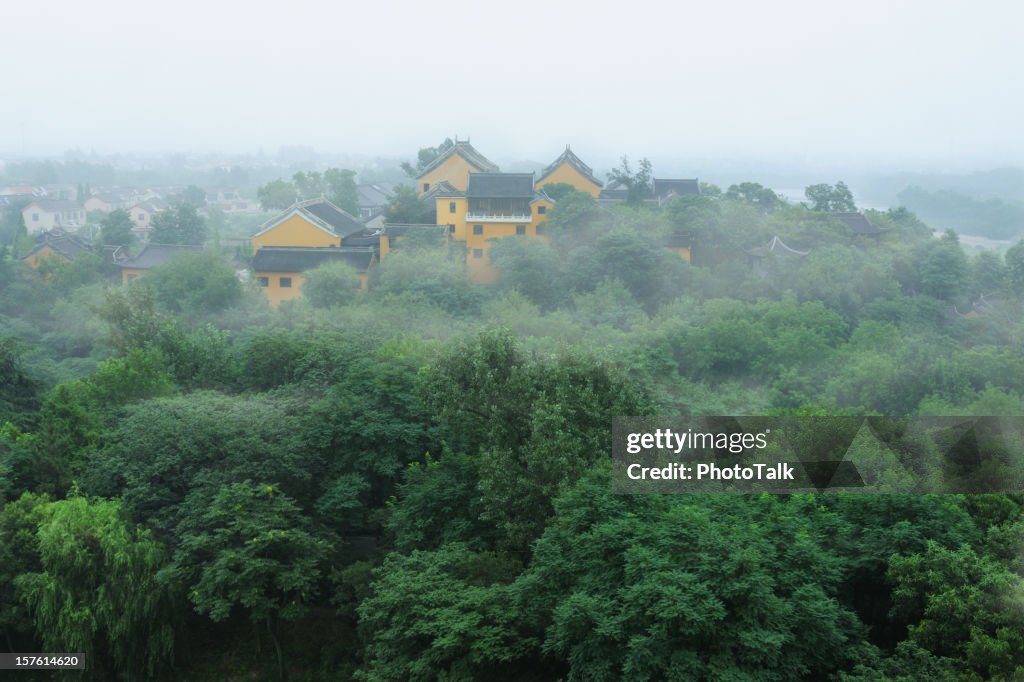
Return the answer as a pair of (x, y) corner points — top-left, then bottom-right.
(3, 183), (1024, 680)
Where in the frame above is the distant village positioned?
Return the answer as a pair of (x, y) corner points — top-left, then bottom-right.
(2, 141), (888, 306)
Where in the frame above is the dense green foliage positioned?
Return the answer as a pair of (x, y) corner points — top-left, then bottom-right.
(2, 181), (1024, 680)
(257, 169), (360, 215)
(898, 185), (1024, 240)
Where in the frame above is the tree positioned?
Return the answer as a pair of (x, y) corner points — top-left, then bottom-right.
(805, 181), (857, 211)
(174, 481), (326, 681)
(357, 543), (526, 682)
(0, 492), (50, 651)
(1006, 239), (1024, 294)
(16, 495), (178, 680)
(140, 251), (242, 315)
(99, 208), (135, 246)
(419, 330), (649, 549)
(537, 182), (577, 201)
(725, 181), (781, 211)
(150, 204), (207, 245)
(889, 542), (1024, 679)
(292, 171), (324, 200)
(324, 168), (359, 216)
(0, 337), (41, 429)
(257, 179), (298, 211)
(970, 250), (1007, 295)
(173, 185), (206, 209)
(372, 249), (486, 316)
(515, 472), (867, 680)
(302, 260), (361, 308)
(487, 238), (565, 310)
(916, 230), (969, 301)
(607, 156), (653, 205)
(385, 185), (433, 223)
(401, 138), (454, 178)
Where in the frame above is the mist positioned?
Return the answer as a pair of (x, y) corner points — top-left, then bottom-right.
(2, 0), (1022, 169)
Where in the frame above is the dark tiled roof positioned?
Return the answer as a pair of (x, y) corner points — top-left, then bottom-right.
(118, 243), (203, 269)
(537, 146), (603, 188)
(21, 232), (93, 262)
(252, 246), (375, 273)
(416, 140), (499, 178)
(653, 179), (700, 199)
(357, 183), (393, 208)
(747, 235), (809, 258)
(467, 173), (535, 199)
(340, 230), (381, 248)
(252, 198), (364, 239)
(301, 199), (364, 235)
(834, 212), (884, 236)
(423, 180), (464, 199)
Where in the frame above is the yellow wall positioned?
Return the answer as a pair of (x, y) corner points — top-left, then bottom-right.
(252, 214), (341, 255)
(121, 268), (145, 285)
(255, 270), (369, 307)
(436, 194), (555, 283)
(536, 162), (602, 197)
(255, 271), (304, 306)
(668, 245), (692, 263)
(419, 154), (479, 194)
(436, 196), (469, 240)
(23, 246), (69, 269)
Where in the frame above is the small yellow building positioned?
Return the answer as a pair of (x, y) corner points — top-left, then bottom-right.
(250, 198), (364, 254)
(535, 146), (603, 198)
(417, 140), (499, 195)
(20, 231), (93, 269)
(434, 172), (554, 284)
(251, 246), (376, 306)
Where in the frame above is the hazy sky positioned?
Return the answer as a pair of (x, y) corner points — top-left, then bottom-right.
(2, 0), (1022, 167)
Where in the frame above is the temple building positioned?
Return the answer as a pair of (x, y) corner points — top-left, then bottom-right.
(534, 146), (603, 197)
(433, 172), (554, 283)
(416, 139), (499, 195)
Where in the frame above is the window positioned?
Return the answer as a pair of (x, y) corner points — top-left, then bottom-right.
(538, 206), (547, 214)
(473, 225), (483, 235)
(473, 248), (483, 258)
(280, 277), (292, 288)
(257, 276), (269, 287)
(516, 225), (526, 235)
(449, 201), (456, 213)
(139, 213), (146, 221)
(448, 224), (455, 233)
(423, 183), (429, 192)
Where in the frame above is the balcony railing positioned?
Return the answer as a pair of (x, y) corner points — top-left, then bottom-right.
(464, 213), (532, 223)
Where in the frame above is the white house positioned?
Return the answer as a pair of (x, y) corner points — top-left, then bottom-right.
(22, 200), (86, 234)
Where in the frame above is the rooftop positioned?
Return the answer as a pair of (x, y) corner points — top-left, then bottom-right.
(653, 179), (701, 199)
(118, 243), (203, 269)
(416, 140), (499, 178)
(26, 199), (82, 212)
(537, 146), (603, 188)
(747, 235), (809, 259)
(21, 231), (93, 262)
(252, 198), (364, 239)
(467, 173), (536, 199)
(834, 212), (884, 236)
